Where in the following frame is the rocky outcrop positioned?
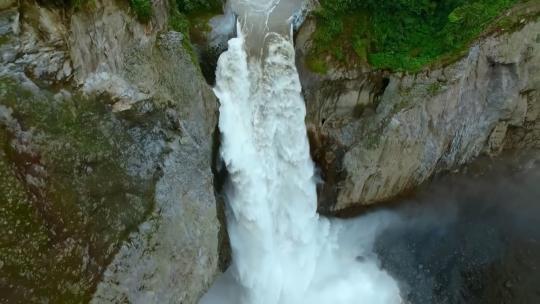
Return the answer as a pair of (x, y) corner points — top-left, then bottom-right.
(90, 30), (220, 304)
(1, 1), (221, 303)
(297, 14), (540, 213)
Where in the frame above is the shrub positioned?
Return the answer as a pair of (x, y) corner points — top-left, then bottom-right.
(169, 9), (190, 33)
(175, 0), (222, 14)
(130, 0), (153, 23)
(310, 0), (521, 72)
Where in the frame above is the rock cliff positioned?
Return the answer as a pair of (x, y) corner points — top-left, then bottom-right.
(0, 1), (221, 303)
(1, 0), (540, 302)
(296, 8), (540, 213)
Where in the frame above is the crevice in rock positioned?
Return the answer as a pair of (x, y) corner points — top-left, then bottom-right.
(372, 75), (390, 108)
(197, 45), (227, 86)
(193, 40), (228, 86)
(211, 123), (231, 272)
(307, 127), (347, 216)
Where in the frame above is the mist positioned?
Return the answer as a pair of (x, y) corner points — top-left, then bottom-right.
(373, 159), (540, 303)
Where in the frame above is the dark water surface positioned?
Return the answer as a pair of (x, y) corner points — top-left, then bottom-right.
(374, 157), (540, 304)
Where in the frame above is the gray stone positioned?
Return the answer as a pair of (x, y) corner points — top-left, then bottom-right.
(297, 18), (540, 212)
(1, 0), (222, 303)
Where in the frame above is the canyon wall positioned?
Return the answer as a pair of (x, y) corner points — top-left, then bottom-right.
(296, 10), (540, 213)
(0, 1), (221, 302)
(1, 0), (540, 302)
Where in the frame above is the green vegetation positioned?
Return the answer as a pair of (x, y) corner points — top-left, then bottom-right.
(130, 0), (153, 22)
(47, 0), (152, 21)
(427, 82), (444, 96)
(176, 0), (222, 14)
(309, 0), (524, 73)
(47, 0), (92, 9)
(306, 56), (329, 74)
(38, 0), (223, 42)
(0, 77), (158, 302)
(169, 0), (223, 65)
(47, 0), (222, 25)
(169, 7), (191, 33)
(171, 0), (223, 36)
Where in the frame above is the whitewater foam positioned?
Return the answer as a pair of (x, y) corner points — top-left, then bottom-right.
(201, 3), (402, 303)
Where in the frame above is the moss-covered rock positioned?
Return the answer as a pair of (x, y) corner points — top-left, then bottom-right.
(0, 77), (163, 302)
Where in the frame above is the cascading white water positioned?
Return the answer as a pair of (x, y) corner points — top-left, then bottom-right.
(201, 2), (402, 303)
(213, 28), (324, 303)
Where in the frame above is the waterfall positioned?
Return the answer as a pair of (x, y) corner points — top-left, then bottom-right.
(201, 2), (402, 303)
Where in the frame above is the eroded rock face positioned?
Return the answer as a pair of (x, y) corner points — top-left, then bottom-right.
(0, 77), (164, 303)
(91, 30), (220, 304)
(1, 1), (221, 303)
(297, 17), (540, 213)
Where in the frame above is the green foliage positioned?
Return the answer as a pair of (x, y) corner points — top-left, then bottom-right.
(427, 82), (444, 95)
(306, 55), (329, 74)
(169, 8), (191, 33)
(41, 0), (93, 9)
(168, 0), (223, 35)
(167, 0), (223, 66)
(130, 0), (153, 23)
(69, 0), (88, 9)
(310, 0), (522, 72)
(175, 0), (222, 14)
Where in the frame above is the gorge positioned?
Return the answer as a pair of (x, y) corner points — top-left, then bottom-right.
(0, 0), (539, 303)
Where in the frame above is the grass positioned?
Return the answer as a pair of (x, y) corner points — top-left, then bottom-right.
(427, 82), (444, 96)
(309, 0), (529, 73)
(168, 0), (223, 65)
(42, 0), (151, 21)
(187, 9), (220, 44)
(173, 0), (222, 39)
(169, 8), (191, 33)
(489, 2), (540, 34)
(130, 0), (153, 22)
(306, 55), (329, 74)
(176, 0), (222, 15)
